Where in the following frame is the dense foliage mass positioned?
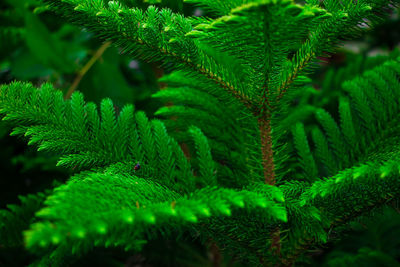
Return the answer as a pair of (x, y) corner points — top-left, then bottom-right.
(1, 0), (400, 266)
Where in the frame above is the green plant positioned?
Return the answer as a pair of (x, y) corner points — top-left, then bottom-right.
(313, 205), (400, 267)
(1, 0), (400, 266)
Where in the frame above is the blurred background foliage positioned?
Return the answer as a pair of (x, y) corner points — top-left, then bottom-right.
(0, 0), (400, 266)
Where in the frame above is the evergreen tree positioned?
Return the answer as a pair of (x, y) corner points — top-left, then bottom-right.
(1, 0), (400, 266)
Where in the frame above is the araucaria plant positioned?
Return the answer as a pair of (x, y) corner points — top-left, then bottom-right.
(1, 0), (400, 266)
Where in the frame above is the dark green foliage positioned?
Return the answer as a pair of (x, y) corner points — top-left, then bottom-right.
(1, 0), (400, 266)
(292, 123), (318, 182)
(0, 189), (51, 248)
(319, 205), (400, 266)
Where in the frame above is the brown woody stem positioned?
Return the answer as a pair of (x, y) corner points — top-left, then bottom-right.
(258, 115), (276, 185)
(258, 110), (283, 265)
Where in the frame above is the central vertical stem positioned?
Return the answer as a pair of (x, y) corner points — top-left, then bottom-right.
(258, 115), (276, 185)
(258, 113), (282, 263)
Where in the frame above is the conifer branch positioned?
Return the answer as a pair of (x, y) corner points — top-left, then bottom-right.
(276, 0), (397, 101)
(131, 34), (253, 107)
(276, 51), (315, 101)
(183, 60), (254, 109)
(44, 0), (254, 108)
(2, 0), (400, 266)
(283, 190), (398, 266)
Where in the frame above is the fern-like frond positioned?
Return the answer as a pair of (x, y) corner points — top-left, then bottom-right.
(299, 159), (400, 221)
(42, 0), (253, 106)
(290, 57), (400, 180)
(315, 48), (400, 107)
(25, 171), (287, 257)
(281, 57), (400, 262)
(292, 122), (318, 182)
(155, 72), (264, 188)
(314, 108), (349, 170)
(277, 0), (400, 102)
(188, 126), (217, 187)
(0, 82), (196, 193)
(311, 126), (338, 177)
(186, 0), (330, 104)
(281, 157), (400, 264)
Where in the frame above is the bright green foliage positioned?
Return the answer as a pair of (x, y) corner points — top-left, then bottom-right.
(0, 82), (195, 193)
(1, 0), (400, 266)
(24, 171), (285, 252)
